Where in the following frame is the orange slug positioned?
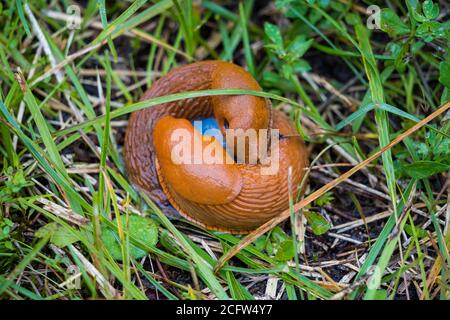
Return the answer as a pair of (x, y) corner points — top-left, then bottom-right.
(124, 61), (308, 233)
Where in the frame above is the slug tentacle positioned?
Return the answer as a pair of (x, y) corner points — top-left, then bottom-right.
(124, 61), (309, 233)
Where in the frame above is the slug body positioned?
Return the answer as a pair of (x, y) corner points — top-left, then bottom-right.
(124, 61), (308, 233)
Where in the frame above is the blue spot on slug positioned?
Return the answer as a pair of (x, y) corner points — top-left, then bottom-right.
(192, 117), (226, 148)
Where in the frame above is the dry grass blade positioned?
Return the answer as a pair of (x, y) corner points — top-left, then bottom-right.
(70, 245), (117, 298)
(30, 42), (102, 86)
(214, 101), (450, 273)
(37, 198), (89, 226)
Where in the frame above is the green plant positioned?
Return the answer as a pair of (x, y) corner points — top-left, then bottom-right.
(0, 167), (33, 204)
(0, 217), (14, 251)
(264, 22), (313, 79)
(0, 0), (448, 301)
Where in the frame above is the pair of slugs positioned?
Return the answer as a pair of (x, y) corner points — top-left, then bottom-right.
(124, 61), (308, 234)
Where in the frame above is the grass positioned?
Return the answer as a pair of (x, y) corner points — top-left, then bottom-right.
(0, 0), (449, 300)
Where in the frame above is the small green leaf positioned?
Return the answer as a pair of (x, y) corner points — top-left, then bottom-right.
(275, 240), (295, 261)
(51, 228), (79, 248)
(35, 223), (58, 238)
(281, 64), (293, 79)
(439, 61), (450, 88)
(101, 215), (158, 260)
(304, 211), (331, 236)
(372, 289), (388, 300)
(344, 12), (359, 26)
(380, 8), (410, 37)
(1, 226), (8, 234)
(402, 161), (450, 179)
(4, 241), (14, 250)
(416, 21), (444, 41)
(292, 60), (311, 73)
(4, 218), (14, 227)
(287, 36), (313, 59)
(422, 0), (439, 20)
(314, 191), (335, 206)
(408, 0), (427, 22)
(404, 224), (428, 238)
(408, 0), (419, 10)
(35, 222), (78, 248)
(254, 235), (266, 252)
(429, 21), (445, 37)
(416, 142), (429, 158)
(264, 23), (283, 51)
(271, 226), (289, 242)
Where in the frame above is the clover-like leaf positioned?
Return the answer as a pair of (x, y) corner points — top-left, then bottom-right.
(408, 0), (427, 22)
(274, 240), (295, 262)
(380, 8), (410, 37)
(101, 215), (158, 260)
(35, 222), (78, 248)
(422, 0), (439, 20)
(304, 211), (331, 236)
